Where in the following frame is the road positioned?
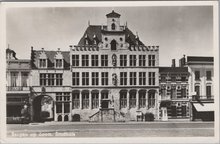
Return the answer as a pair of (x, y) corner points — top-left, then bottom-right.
(7, 122), (214, 137)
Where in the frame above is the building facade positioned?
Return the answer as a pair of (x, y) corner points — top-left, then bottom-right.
(159, 60), (190, 121)
(70, 10), (160, 121)
(185, 56), (214, 121)
(6, 48), (31, 121)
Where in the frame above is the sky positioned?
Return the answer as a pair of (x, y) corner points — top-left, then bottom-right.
(6, 6), (213, 66)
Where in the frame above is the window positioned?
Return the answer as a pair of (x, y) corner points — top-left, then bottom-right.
(72, 55), (79, 66)
(48, 74), (55, 86)
(101, 55), (108, 66)
(148, 55), (155, 66)
(82, 93), (89, 109)
(120, 55), (127, 66)
(82, 72), (89, 85)
(56, 103), (62, 113)
(64, 103), (70, 113)
(111, 23), (115, 30)
(40, 73), (46, 86)
(21, 72), (28, 87)
(161, 88), (166, 98)
(56, 93), (70, 114)
(39, 59), (47, 68)
(139, 72), (146, 85)
(92, 93), (99, 109)
(148, 72), (155, 85)
(139, 92), (146, 108)
(148, 92), (155, 108)
(82, 55), (89, 66)
(171, 76), (176, 82)
(130, 55), (136, 66)
(181, 76), (186, 82)
(129, 92), (136, 108)
(206, 86), (211, 99)
(206, 71), (211, 80)
(139, 55), (146, 66)
(72, 92), (80, 109)
(55, 59), (62, 68)
(72, 72), (79, 86)
(195, 71), (200, 80)
(56, 74), (63, 86)
(92, 72), (99, 85)
(161, 75), (166, 82)
(181, 88), (186, 98)
(171, 87), (176, 99)
(120, 72), (127, 85)
(195, 85), (200, 96)
(11, 72), (18, 87)
(130, 72), (136, 85)
(91, 55), (98, 66)
(111, 40), (117, 51)
(120, 92), (127, 109)
(101, 72), (108, 85)
(101, 92), (108, 99)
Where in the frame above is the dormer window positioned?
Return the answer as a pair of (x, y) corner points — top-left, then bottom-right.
(111, 23), (116, 30)
(55, 59), (63, 68)
(54, 48), (64, 69)
(39, 59), (47, 68)
(111, 40), (117, 51)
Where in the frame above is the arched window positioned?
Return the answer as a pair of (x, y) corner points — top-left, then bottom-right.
(111, 40), (117, 51)
(111, 23), (116, 30)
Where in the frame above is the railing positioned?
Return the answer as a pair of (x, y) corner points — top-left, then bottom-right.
(191, 95), (214, 101)
(7, 86), (30, 91)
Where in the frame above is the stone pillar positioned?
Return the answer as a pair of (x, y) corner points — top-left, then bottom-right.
(89, 92), (92, 109)
(127, 91), (129, 109)
(54, 101), (57, 121)
(79, 91), (82, 109)
(136, 90), (139, 109)
(62, 102), (64, 122)
(98, 92), (101, 109)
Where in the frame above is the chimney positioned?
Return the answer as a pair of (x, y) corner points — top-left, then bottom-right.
(179, 54), (186, 67)
(171, 59), (176, 67)
(31, 46), (33, 51)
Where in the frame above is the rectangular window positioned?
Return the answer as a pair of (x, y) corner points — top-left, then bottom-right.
(139, 93), (146, 108)
(206, 71), (211, 80)
(181, 88), (186, 98)
(171, 76), (176, 82)
(171, 87), (176, 99)
(195, 85), (200, 96)
(130, 72), (136, 85)
(40, 73), (47, 86)
(139, 72), (146, 85)
(72, 72), (80, 86)
(195, 71), (200, 80)
(129, 93), (136, 108)
(82, 55), (89, 66)
(120, 55), (127, 66)
(48, 74), (55, 86)
(129, 55), (136, 66)
(11, 72), (18, 87)
(148, 93), (155, 108)
(139, 55), (146, 66)
(148, 55), (155, 66)
(92, 93), (99, 109)
(206, 86), (211, 99)
(56, 74), (63, 86)
(101, 55), (108, 66)
(91, 55), (98, 66)
(101, 72), (108, 85)
(39, 59), (46, 68)
(21, 72), (28, 87)
(72, 93), (80, 109)
(56, 59), (62, 68)
(120, 72), (127, 85)
(181, 76), (186, 82)
(72, 55), (79, 66)
(56, 102), (62, 113)
(120, 92), (127, 109)
(82, 72), (89, 85)
(64, 103), (70, 113)
(82, 93), (89, 109)
(92, 72), (99, 85)
(148, 72), (155, 85)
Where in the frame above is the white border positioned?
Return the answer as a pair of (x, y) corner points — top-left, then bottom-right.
(1, 1), (219, 144)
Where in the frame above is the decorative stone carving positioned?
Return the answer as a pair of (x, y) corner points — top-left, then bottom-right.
(112, 54), (117, 67)
(112, 73), (118, 86)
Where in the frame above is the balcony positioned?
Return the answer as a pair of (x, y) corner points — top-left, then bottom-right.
(7, 86), (30, 91)
(191, 95), (214, 101)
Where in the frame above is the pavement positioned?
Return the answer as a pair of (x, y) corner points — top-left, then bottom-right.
(7, 121), (214, 137)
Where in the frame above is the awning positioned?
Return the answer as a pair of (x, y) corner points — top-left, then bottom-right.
(193, 103), (214, 112)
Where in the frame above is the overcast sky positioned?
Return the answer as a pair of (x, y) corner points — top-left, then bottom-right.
(6, 6), (213, 66)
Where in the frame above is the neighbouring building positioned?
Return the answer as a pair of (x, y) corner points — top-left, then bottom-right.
(30, 47), (72, 122)
(6, 48), (31, 122)
(70, 10), (160, 122)
(159, 59), (190, 121)
(182, 56), (214, 121)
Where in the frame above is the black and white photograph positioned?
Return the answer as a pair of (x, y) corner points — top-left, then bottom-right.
(0, 1), (219, 143)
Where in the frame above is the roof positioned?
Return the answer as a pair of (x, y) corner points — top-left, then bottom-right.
(77, 25), (144, 46)
(187, 56), (214, 62)
(106, 10), (121, 18)
(31, 50), (70, 69)
(159, 67), (189, 73)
